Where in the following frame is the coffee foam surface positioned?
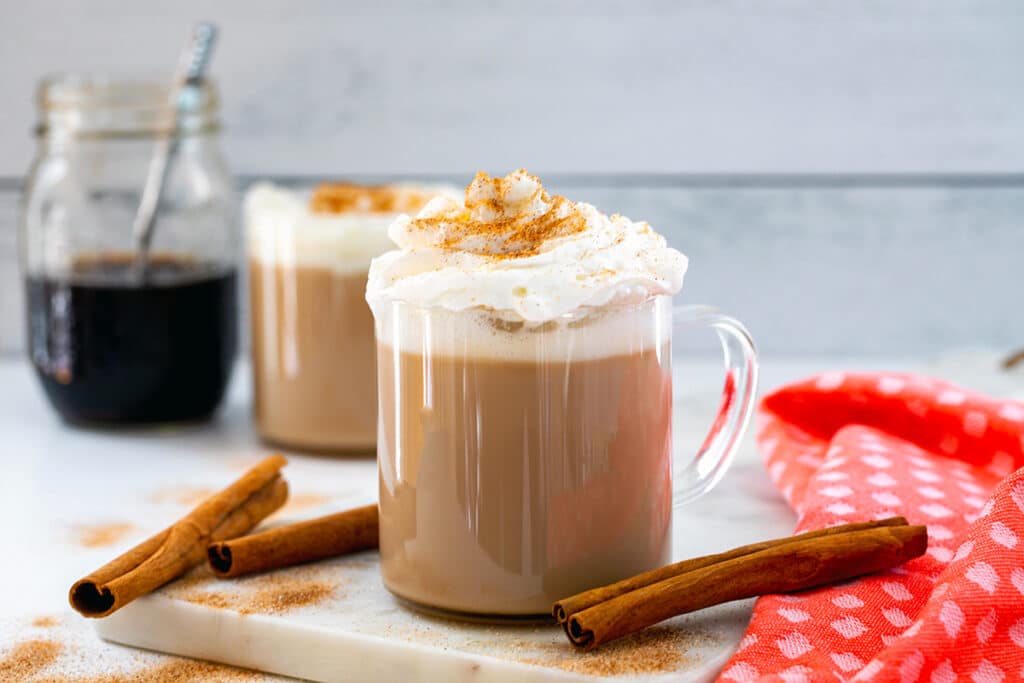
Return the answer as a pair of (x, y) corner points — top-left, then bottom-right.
(366, 169), (688, 321)
(245, 183), (456, 273)
(374, 296), (672, 362)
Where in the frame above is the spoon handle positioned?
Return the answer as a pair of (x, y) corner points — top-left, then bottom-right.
(132, 23), (218, 280)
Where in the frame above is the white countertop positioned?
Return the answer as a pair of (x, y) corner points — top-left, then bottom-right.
(1, 352), (1020, 680)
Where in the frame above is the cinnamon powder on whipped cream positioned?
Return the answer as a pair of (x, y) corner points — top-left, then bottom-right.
(366, 169), (688, 322)
(309, 183), (438, 215)
(404, 170), (589, 259)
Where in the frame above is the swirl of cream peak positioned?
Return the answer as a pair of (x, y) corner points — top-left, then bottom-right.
(366, 169), (688, 322)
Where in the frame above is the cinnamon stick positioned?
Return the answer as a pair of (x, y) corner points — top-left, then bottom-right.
(208, 504), (378, 578)
(1002, 348), (1024, 370)
(553, 516), (907, 624)
(70, 455), (289, 618)
(564, 522), (926, 650)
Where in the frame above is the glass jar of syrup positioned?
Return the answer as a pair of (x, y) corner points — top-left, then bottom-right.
(21, 73), (238, 425)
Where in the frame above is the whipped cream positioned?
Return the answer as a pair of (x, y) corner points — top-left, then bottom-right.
(245, 183), (455, 273)
(366, 170), (688, 321)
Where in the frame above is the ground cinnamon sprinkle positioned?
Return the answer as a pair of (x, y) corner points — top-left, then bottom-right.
(150, 481), (313, 509)
(33, 657), (263, 683)
(518, 627), (714, 676)
(75, 522), (136, 548)
(407, 169), (589, 259)
(149, 483), (311, 509)
(148, 486), (216, 507)
(112, 659), (263, 682)
(241, 575), (335, 615)
(279, 492), (330, 514)
(309, 183), (436, 214)
(164, 566), (337, 616)
(31, 615), (60, 628)
(0, 639), (62, 679)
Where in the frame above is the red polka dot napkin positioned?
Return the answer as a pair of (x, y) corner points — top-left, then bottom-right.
(719, 373), (1024, 683)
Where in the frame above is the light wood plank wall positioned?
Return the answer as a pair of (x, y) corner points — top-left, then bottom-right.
(1, 2), (1021, 355)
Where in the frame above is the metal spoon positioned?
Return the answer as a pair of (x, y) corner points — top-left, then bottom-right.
(132, 22), (218, 281)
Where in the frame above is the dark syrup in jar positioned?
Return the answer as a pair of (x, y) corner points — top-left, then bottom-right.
(26, 253), (237, 425)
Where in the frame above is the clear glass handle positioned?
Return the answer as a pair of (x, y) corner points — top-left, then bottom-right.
(672, 305), (759, 507)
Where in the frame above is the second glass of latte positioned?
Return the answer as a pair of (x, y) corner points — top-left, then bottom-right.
(246, 182), (453, 452)
(367, 170), (759, 618)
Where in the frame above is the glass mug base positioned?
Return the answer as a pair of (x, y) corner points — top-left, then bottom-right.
(379, 518), (673, 621)
(255, 430), (376, 457)
(374, 296), (757, 618)
(386, 590), (556, 625)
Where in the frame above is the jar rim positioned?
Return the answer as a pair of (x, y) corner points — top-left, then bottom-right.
(36, 71), (220, 138)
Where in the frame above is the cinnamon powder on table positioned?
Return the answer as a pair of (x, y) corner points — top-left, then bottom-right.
(148, 486), (216, 507)
(279, 492), (330, 515)
(74, 523), (137, 549)
(32, 657), (264, 683)
(151, 485), (319, 511)
(0, 639), (62, 679)
(5, 617), (279, 682)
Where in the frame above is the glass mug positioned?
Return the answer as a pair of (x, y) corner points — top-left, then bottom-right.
(374, 295), (758, 618)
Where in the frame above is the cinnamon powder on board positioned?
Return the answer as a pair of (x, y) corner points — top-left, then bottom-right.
(164, 566), (336, 616)
(518, 627), (716, 676)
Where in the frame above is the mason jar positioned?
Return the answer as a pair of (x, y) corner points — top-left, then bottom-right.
(20, 73), (238, 425)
